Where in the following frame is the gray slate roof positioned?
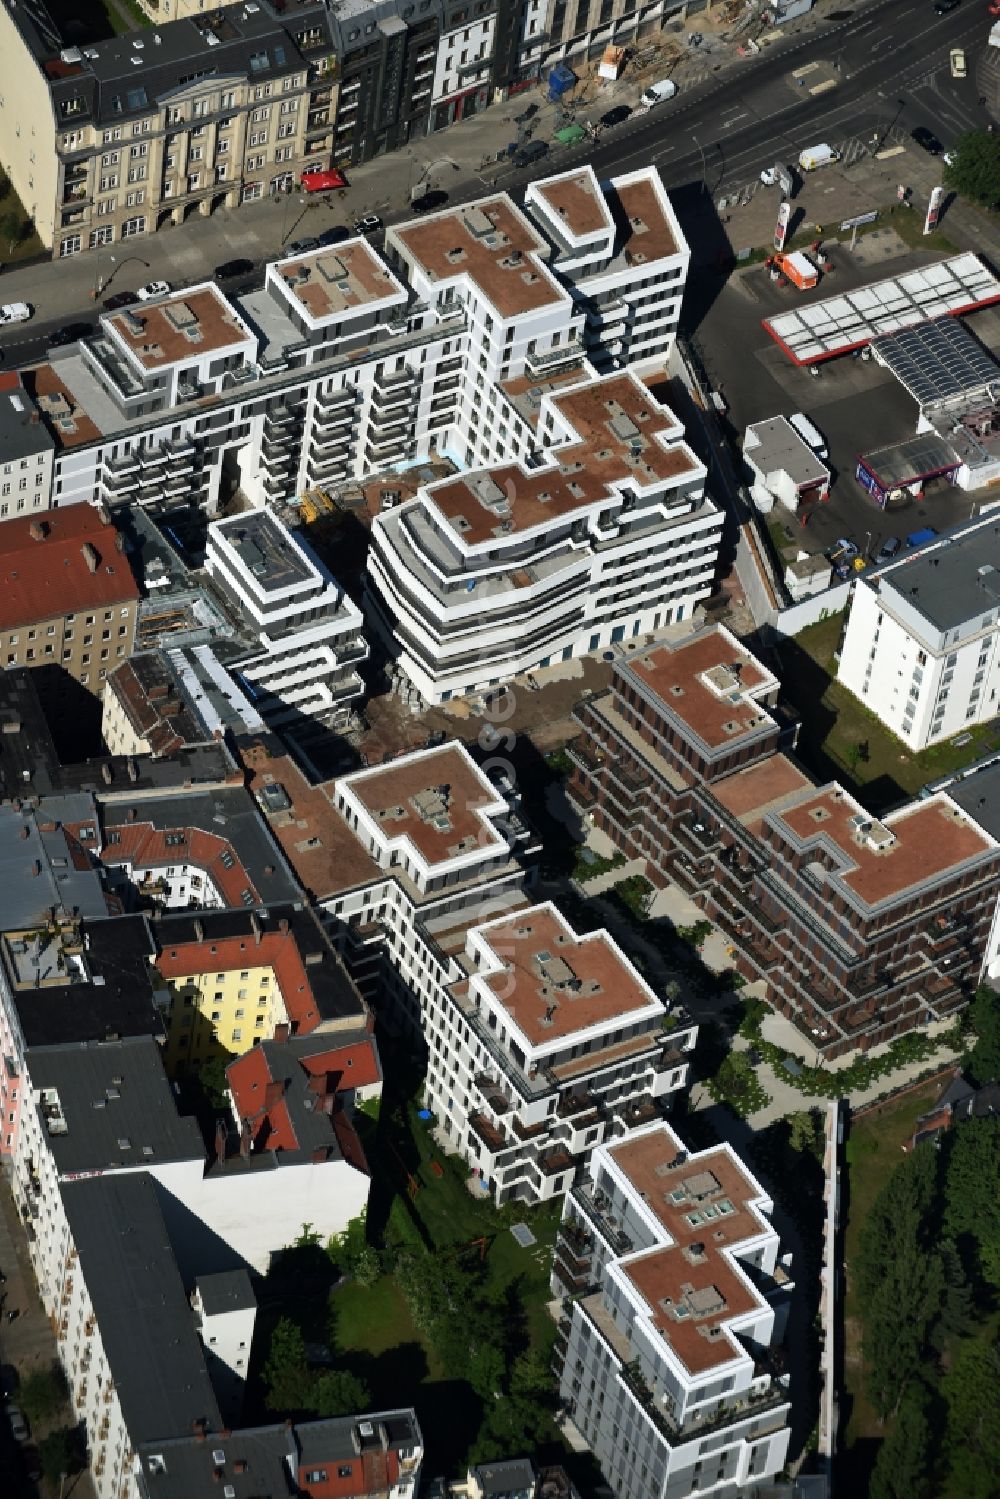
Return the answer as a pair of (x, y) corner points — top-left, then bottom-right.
(194, 1269), (256, 1317)
(0, 794), (108, 929)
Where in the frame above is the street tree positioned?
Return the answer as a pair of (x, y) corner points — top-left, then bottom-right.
(944, 131), (1000, 209)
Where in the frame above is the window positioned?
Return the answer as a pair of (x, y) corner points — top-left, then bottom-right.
(89, 227), (114, 248)
(122, 215), (146, 237)
(60, 235), (82, 257)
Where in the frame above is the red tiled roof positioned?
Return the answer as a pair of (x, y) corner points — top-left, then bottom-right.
(156, 932), (323, 1032)
(0, 508), (139, 630)
(100, 821), (260, 907)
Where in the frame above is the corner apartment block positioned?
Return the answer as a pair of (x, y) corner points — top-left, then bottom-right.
(0, 505), (139, 692)
(0, 0), (338, 255)
(837, 514), (1000, 750)
(568, 623), (1000, 1058)
(552, 1122), (792, 1499)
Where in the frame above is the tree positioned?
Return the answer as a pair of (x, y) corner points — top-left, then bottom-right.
(856, 1145), (943, 1417)
(787, 1110), (824, 1161)
(263, 1317), (312, 1413)
(943, 1116), (1000, 1285)
(38, 1427), (85, 1487)
(311, 1369), (371, 1418)
(868, 1380), (935, 1499)
(944, 130), (1000, 208)
(964, 985), (1000, 1089)
(940, 1334), (1000, 1499)
(19, 1364), (66, 1425)
(197, 1053), (232, 1109)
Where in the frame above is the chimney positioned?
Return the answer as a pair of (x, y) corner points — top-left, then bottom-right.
(101, 762), (114, 785)
(234, 1461), (248, 1475)
(220, 1429), (231, 1440)
(127, 806), (137, 821)
(278, 917), (289, 935)
(81, 542), (100, 573)
(214, 1119), (227, 1164)
(273, 1022), (290, 1045)
(29, 519), (48, 541)
(264, 865), (274, 876)
(264, 1080), (284, 1110)
(239, 1119), (252, 1160)
(115, 531), (125, 553)
(250, 910), (262, 946)
(97, 504), (111, 526)
(311, 1146), (327, 1164)
(127, 757), (138, 782)
(193, 1420), (207, 1442)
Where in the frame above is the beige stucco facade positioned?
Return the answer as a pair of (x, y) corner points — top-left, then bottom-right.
(0, 3), (61, 248)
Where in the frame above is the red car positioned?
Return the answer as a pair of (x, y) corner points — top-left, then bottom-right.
(301, 168), (348, 193)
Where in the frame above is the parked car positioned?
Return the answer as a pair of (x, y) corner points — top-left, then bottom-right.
(409, 190), (449, 214)
(934, 0), (959, 12)
(827, 537), (858, 563)
(0, 302), (32, 324)
(286, 237), (320, 257)
(49, 321), (94, 346)
(353, 214), (383, 234)
(319, 226), (351, 247)
(214, 257), (254, 279)
(876, 536), (902, 563)
(912, 126), (943, 154)
(950, 47), (967, 78)
(641, 78), (678, 107)
(513, 139), (549, 168)
(103, 290), (138, 311)
(136, 280), (171, 301)
(600, 105), (632, 128)
(4, 1403), (28, 1444)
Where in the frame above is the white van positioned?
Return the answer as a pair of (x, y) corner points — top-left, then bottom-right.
(788, 411), (828, 460)
(641, 79), (678, 106)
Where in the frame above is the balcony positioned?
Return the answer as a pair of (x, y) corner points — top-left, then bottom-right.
(537, 1145), (574, 1178)
(619, 1356), (788, 1444)
(571, 1182), (634, 1256)
(475, 1073), (512, 1116)
(557, 1088), (596, 1119)
(526, 335), (584, 375)
(469, 1111), (507, 1154)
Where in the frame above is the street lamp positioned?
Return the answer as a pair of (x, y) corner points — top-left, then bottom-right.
(691, 132), (708, 197)
(95, 253), (150, 299)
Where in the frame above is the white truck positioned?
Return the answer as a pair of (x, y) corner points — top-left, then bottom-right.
(641, 78), (678, 106)
(798, 143), (840, 172)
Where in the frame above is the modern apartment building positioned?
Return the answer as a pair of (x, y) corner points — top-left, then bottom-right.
(16, 167), (684, 517)
(0, 506), (140, 693)
(567, 623), (1000, 1058)
(245, 739), (696, 1202)
(837, 515), (1000, 750)
(0, 0), (338, 255)
(535, 0), (681, 70)
(366, 366), (720, 705)
(552, 1122), (792, 1499)
(204, 509), (368, 734)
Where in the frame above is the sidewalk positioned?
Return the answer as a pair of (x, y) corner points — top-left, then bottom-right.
(0, 1177), (96, 1499)
(0, 0), (881, 326)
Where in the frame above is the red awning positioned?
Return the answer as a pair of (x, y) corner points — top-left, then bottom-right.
(300, 168), (348, 192)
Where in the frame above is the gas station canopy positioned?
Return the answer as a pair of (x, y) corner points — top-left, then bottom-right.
(763, 253), (1000, 364)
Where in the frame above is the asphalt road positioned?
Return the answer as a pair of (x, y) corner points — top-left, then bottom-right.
(0, 0), (985, 368)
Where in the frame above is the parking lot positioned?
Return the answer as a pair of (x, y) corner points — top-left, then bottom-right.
(692, 232), (993, 562)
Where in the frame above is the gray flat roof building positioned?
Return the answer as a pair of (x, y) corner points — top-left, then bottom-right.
(0, 379), (55, 466)
(26, 1036), (203, 1176)
(0, 794), (109, 929)
(879, 517), (1000, 634)
(61, 1172), (223, 1444)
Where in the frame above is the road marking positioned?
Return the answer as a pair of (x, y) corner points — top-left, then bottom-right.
(875, 144), (906, 159)
(809, 79), (837, 95)
(792, 61), (820, 77)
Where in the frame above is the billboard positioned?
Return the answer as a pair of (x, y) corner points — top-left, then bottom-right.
(774, 199), (792, 252)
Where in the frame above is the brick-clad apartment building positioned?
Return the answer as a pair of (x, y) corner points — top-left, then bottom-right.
(567, 625), (1000, 1059)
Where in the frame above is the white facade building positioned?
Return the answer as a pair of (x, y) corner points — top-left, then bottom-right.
(191, 1272), (257, 1426)
(366, 366), (721, 705)
(553, 1122), (793, 1499)
(837, 516), (1000, 750)
(743, 416), (830, 515)
(204, 508), (368, 733)
(249, 740), (695, 1205)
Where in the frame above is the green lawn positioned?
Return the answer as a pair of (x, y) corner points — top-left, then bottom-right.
(840, 1079), (944, 1481)
(775, 613), (1000, 810)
